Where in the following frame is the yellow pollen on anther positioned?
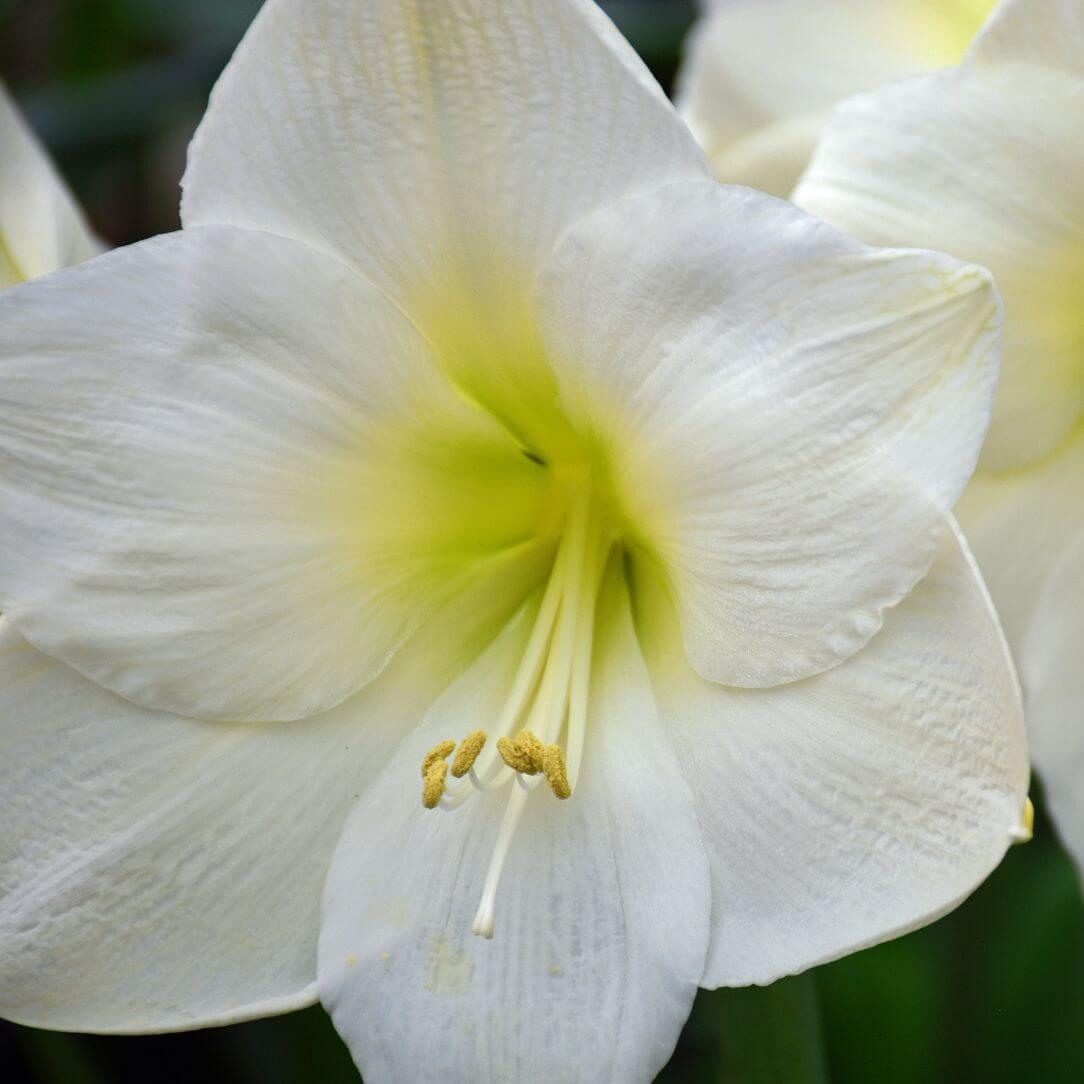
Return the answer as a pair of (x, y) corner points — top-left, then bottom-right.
(451, 730), (487, 778)
(421, 739), (456, 778)
(497, 729), (547, 775)
(423, 760), (449, 809)
(542, 744), (571, 800)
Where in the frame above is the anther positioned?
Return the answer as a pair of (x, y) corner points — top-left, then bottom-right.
(518, 730), (544, 766)
(542, 744), (571, 800)
(423, 760), (448, 809)
(497, 730), (545, 775)
(421, 739), (456, 778)
(451, 730), (487, 778)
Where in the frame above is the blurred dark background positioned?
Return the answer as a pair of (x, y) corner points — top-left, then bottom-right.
(2, 1), (1082, 1080)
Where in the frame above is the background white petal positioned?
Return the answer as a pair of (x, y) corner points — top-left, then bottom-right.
(319, 567), (710, 1083)
(956, 428), (1084, 652)
(795, 64), (1084, 471)
(637, 523), (1029, 986)
(0, 547), (545, 1032)
(0, 226), (547, 721)
(536, 182), (1000, 688)
(972, 0), (1084, 74)
(0, 82), (99, 286)
(1022, 532), (1084, 873)
(704, 115), (825, 201)
(676, 0), (995, 196)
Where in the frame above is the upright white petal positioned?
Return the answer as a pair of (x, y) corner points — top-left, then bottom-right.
(796, 51), (1084, 471)
(0, 227), (548, 722)
(956, 428), (1084, 651)
(182, 0), (709, 341)
(637, 524), (1029, 986)
(536, 182), (1000, 687)
(1022, 532), (1084, 871)
(0, 83), (99, 284)
(0, 547), (546, 1033)
(319, 569), (710, 1084)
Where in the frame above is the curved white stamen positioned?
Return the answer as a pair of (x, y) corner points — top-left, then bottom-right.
(428, 493), (611, 936)
(567, 534), (606, 792)
(472, 784), (529, 939)
(467, 518), (578, 791)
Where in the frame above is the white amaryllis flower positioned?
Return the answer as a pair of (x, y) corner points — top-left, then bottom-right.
(676, 0), (998, 197)
(0, 82), (98, 288)
(0, 0), (1028, 1079)
(796, 0), (1082, 869)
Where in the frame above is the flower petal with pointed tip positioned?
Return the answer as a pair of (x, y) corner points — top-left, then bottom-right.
(319, 567), (710, 1084)
(0, 226), (547, 721)
(536, 182), (1001, 687)
(0, 545), (547, 1033)
(637, 522), (1029, 986)
(795, 47), (1084, 471)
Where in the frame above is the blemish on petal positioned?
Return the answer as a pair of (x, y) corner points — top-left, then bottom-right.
(423, 935), (473, 996)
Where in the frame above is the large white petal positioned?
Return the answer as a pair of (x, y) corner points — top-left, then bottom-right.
(1021, 531), (1084, 873)
(637, 523), (1029, 986)
(675, 0), (994, 196)
(795, 63), (1084, 471)
(536, 182), (1000, 688)
(0, 546), (546, 1032)
(319, 568), (710, 1083)
(0, 83), (99, 285)
(971, 0), (1084, 74)
(956, 427), (1084, 653)
(182, 0), (709, 357)
(0, 226), (547, 721)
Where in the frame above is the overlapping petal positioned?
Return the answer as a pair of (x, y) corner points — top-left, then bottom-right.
(319, 568), (710, 1083)
(956, 427), (1084, 651)
(0, 83), (99, 285)
(636, 524), (1029, 986)
(536, 182), (1001, 688)
(0, 545), (547, 1032)
(795, 57), (1084, 471)
(0, 226), (548, 721)
(1021, 532), (1084, 871)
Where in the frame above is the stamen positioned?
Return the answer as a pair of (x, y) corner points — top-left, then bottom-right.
(472, 784), (529, 939)
(420, 493), (614, 935)
(422, 760), (448, 809)
(421, 739), (455, 778)
(451, 730), (487, 777)
(542, 743), (571, 800)
(566, 531), (607, 792)
(496, 730), (543, 775)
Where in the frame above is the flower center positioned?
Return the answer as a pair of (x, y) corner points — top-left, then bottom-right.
(417, 487), (614, 938)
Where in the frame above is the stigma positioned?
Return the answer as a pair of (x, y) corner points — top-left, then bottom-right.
(417, 490), (611, 938)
